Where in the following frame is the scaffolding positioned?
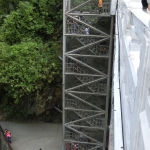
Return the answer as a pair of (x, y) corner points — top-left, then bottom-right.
(63, 0), (114, 149)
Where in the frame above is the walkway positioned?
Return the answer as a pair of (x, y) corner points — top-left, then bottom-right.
(0, 121), (62, 150)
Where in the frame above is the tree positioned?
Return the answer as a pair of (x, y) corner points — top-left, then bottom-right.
(0, 0), (62, 118)
(1, 0), (62, 44)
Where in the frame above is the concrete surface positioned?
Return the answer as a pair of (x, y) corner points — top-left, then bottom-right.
(117, 1), (150, 149)
(0, 121), (62, 150)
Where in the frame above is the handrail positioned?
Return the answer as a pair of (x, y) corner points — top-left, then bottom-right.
(0, 125), (13, 150)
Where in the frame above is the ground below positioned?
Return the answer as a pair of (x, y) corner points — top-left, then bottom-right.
(0, 121), (62, 150)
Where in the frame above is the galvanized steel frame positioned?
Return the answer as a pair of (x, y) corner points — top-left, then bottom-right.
(63, 0), (114, 149)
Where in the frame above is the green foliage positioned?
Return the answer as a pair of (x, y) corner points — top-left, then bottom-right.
(0, 41), (61, 103)
(0, 0), (62, 118)
(0, 100), (28, 119)
(1, 0), (62, 44)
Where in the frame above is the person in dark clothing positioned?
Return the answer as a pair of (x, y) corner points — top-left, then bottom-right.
(79, 11), (84, 21)
(141, 0), (148, 8)
(73, 20), (78, 33)
(98, 0), (103, 13)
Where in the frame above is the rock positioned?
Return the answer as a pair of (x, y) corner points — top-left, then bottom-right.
(36, 106), (45, 115)
(0, 112), (6, 121)
(0, 114), (4, 121)
(55, 88), (61, 98)
(0, 84), (62, 123)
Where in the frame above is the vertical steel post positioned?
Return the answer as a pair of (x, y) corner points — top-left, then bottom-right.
(104, 15), (114, 149)
(62, 0), (66, 149)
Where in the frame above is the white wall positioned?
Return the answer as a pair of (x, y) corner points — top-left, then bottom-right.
(117, 1), (150, 150)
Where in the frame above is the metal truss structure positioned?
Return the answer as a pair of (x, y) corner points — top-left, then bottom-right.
(63, 0), (114, 150)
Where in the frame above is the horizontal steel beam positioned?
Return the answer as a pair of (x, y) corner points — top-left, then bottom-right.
(64, 140), (103, 146)
(65, 34), (108, 38)
(64, 108), (105, 113)
(67, 91), (107, 96)
(67, 54), (109, 58)
(69, 124), (105, 130)
(65, 73), (104, 77)
(67, 13), (111, 17)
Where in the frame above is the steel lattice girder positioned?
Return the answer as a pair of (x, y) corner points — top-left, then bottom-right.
(63, 0), (114, 150)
